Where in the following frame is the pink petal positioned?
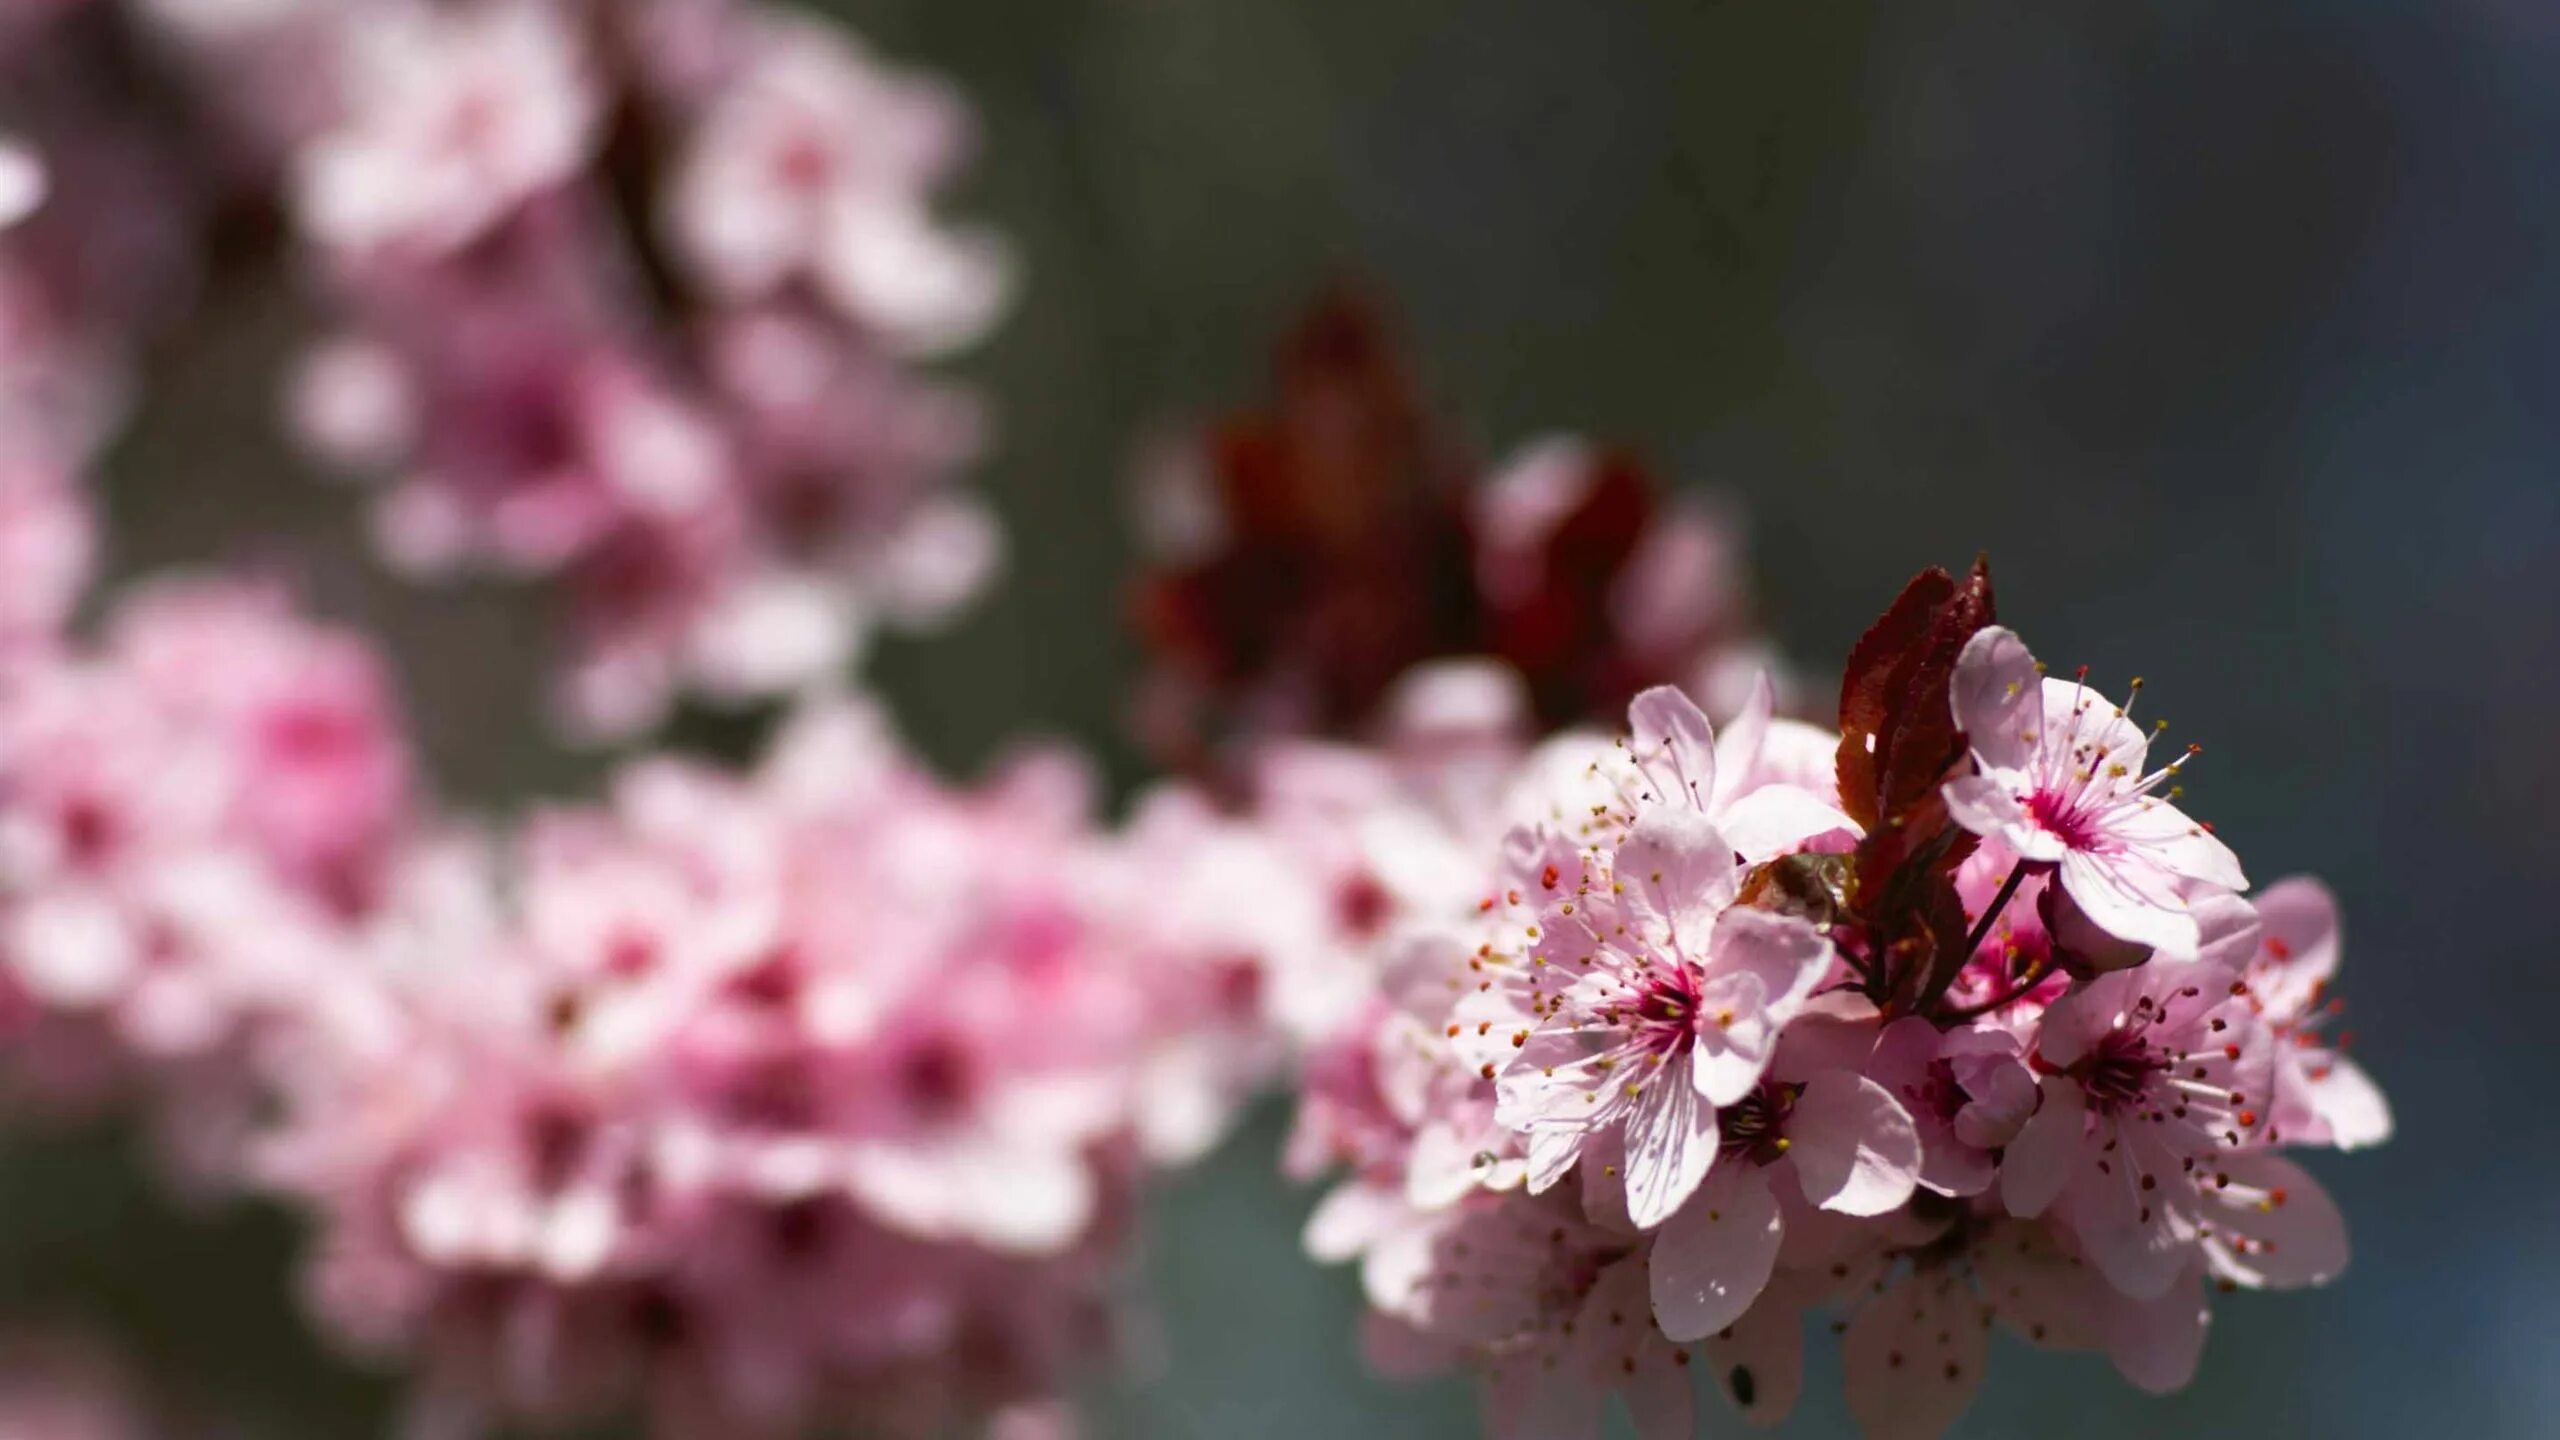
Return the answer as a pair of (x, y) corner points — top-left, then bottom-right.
(1689, 969), (1780, 1106)
(1716, 785), (1861, 862)
(1615, 1343), (1695, 1440)
(1703, 1285), (1804, 1426)
(1623, 1050), (1718, 1229)
(1941, 774), (2060, 861)
(1710, 670), (1777, 793)
(2301, 1054), (2393, 1151)
(1949, 626), (2041, 773)
(1707, 908), (1832, 1016)
(1627, 686), (1719, 811)
(2109, 798), (2249, 893)
(2186, 887), (2263, 970)
(1974, 1218), (2108, 1352)
(2199, 1154), (2349, 1289)
(1999, 1077), (2084, 1219)
(2060, 1124), (2195, 1300)
(1361, 1309), (1461, 1379)
(1481, 1357), (1600, 1440)
(1527, 1126), (1586, 1195)
(1617, 807), (1739, 947)
(1648, 1164), (1781, 1342)
(1571, 1258), (1691, 1440)
(2057, 848), (2199, 953)
(2248, 875), (2341, 1015)
(1304, 1181), (1410, 1264)
(1787, 1070), (1921, 1217)
(1842, 1265), (1987, 1440)
(2104, 1269), (2210, 1394)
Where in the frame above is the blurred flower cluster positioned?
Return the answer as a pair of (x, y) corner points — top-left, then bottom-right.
(1279, 562), (2388, 1439)
(0, 501), (1308, 1434)
(0, 4), (2388, 1438)
(5, 0), (1006, 740)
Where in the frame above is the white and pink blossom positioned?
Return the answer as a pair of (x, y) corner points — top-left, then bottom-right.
(1944, 626), (2247, 951)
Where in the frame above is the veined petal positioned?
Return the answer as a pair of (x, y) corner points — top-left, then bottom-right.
(1689, 969), (1778, 1106)
(1622, 1049), (1718, 1229)
(1950, 626), (2042, 772)
(2198, 1153), (2348, 1289)
(1627, 686), (1719, 812)
(1616, 807), (1738, 946)
(2001, 1077), (2085, 1219)
(1648, 1163), (1781, 1342)
(2108, 797), (2247, 892)
(1716, 785), (1861, 862)
(1787, 1070), (1922, 1217)
(2057, 849), (2199, 953)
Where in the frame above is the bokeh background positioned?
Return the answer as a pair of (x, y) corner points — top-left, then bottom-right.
(9, 0), (2551, 1433)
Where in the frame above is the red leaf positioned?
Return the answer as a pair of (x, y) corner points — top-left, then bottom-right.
(1875, 557), (1997, 823)
(1834, 567), (1955, 831)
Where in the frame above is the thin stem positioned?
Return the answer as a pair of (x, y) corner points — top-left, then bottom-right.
(1942, 956), (2053, 1022)
(1905, 858), (2031, 1019)
(1958, 860), (2031, 967)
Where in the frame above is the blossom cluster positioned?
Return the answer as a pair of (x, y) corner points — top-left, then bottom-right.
(0, 488), (1297, 1435)
(1282, 562), (2388, 1438)
(252, 701), (1200, 1438)
(0, 573), (416, 1169)
(0, 5), (2390, 1433)
(273, 0), (1009, 739)
(4, 0), (1009, 742)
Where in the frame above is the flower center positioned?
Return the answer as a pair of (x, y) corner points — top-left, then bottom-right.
(1625, 964), (1702, 1056)
(2024, 787), (2103, 850)
(2076, 1028), (2165, 1116)
(1717, 1079), (1799, 1165)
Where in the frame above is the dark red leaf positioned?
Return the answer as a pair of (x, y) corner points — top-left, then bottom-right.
(1834, 567), (1955, 831)
(1874, 557), (1998, 823)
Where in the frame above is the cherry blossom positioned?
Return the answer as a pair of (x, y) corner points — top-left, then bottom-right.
(1280, 576), (2385, 1440)
(1999, 959), (2276, 1297)
(292, 2), (601, 256)
(1943, 625), (2247, 951)
(2241, 876), (2393, 1150)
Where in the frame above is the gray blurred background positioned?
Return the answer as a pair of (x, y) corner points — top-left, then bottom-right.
(9, 0), (2550, 1433)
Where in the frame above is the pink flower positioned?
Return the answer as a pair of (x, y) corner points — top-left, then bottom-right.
(1836, 1214), (2217, 1440)
(665, 18), (1008, 356)
(259, 698), (1157, 1436)
(107, 580), (414, 909)
(1863, 1016), (2039, 1198)
(2242, 876), (2393, 1150)
(1361, 1188), (1693, 1440)
(1999, 960), (2277, 1297)
(294, 2), (601, 255)
(1493, 808), (1838, 1228)
(1645, 1057), (1922, 1342)
(1943, 626), (2246, 951)
(1597, 682), (1859, 863)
